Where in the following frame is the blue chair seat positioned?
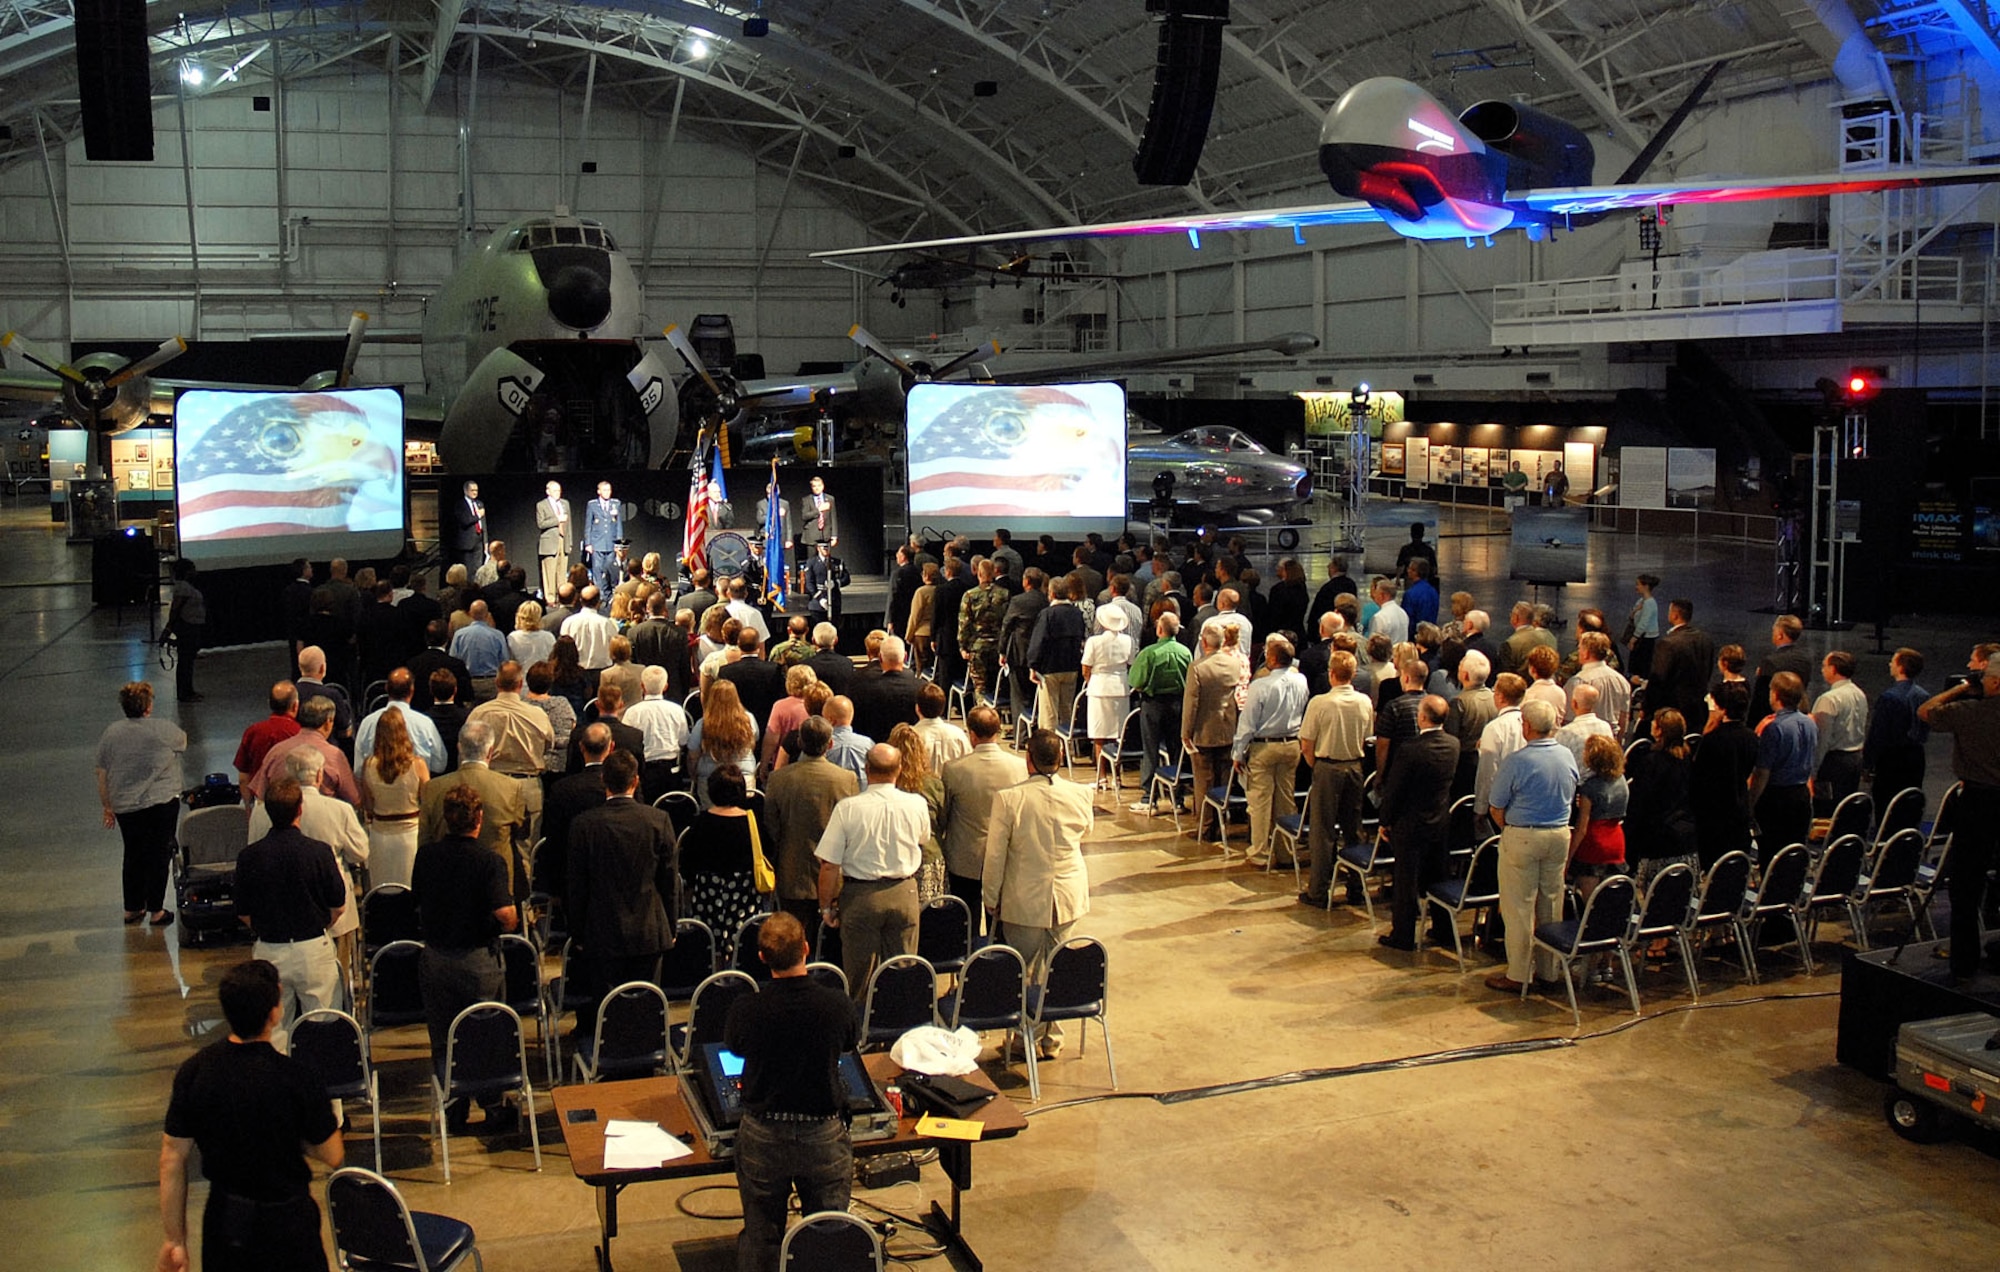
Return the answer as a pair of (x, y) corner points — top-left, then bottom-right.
(1205, 785), (1231, 803)
(575, 1033), (667, 1077)
(1025, 986), (1103, 1020)
(410, 1212), (478, 1272)
(1534, 918), (1582, 951)
(1275, 814), (1302, 835)
(1337, 843), (1377, 870)
(1427, 878), (1467, 906)
(937, 987), (1019, 1034)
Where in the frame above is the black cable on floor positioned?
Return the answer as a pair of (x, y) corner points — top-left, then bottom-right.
(1021, 988), (1841, 1116)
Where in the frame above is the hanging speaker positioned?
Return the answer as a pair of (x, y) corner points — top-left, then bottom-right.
(73, 0), (155, 162)
(1132, 0), (1229, 187)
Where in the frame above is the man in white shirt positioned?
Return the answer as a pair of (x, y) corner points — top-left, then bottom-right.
(1367, 577), (1409, 645)
(816, 743), (932, 994)
(1554, 682), (1615, 762)
(353, 667), (448, 776)
(1473, 673), (1529, 818)
(1567, 632), (1631, 737)
(561, 585), (617, 670)
(623, 665), (692, 797)
(1199, 586), (1254, 655)
(723, 577), (772, 644)
(912, 682), (972, 770)
(1231, 636), (1310, 866)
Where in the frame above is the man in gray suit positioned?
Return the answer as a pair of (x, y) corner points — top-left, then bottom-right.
(536, 479), (572, 601)
(763, 717), (858, 951)
(939, 705), (1028, 938)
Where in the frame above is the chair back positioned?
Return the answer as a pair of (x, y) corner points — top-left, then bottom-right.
(1824, 790), (1875, 845)
(443, 1003), (528, 1098)
(1928, 783), (1962, 851)
(780, 1209), (883, 1270)
(733, 915), (773, 981)
(1574, 875), (1638, 949)
(1040, 938), (1108, 1016)
(657, 790), (701, 837)
(361, 885), (422, 952)
(366, 940), (427, 1030)
(1634, 864), (1696, 937)
(952, 944), (1027, 1030)
(178, 805), (250, 869)
(498, 933), (542, 1014)
(1810, 833), (1868, 903)
(917, 896), (973, 976)
(1463, 836), (1502, 904)
(1447, 796), (1479, 856)
(805, 962), (849, 995)
(327, 1168), (428, 1270)
(862, 955), (939, 1042)
(1875, 787), (1925, 846)
(1752, 844), (1812, 915)
(1623, 736), (1651, 764)
(292, 1009), (370, 1100)
(661, 919), (718, 1000)
(591, 981), (671, 1079)
(1695, 851), (1754, 921)
(685, 971), (759, 1054)
(1867, 829), (1925, 894)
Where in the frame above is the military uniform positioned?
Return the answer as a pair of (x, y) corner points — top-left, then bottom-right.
(958, 582), (1008, 707)
(770, 636), (815, 668)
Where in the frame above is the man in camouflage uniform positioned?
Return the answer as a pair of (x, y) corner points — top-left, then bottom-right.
(958, 557), (1008, 708)
(769, 614), (815, 667)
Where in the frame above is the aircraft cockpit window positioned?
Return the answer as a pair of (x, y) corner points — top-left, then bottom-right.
(501, 227), (526, 251)
(524, 225), (555, 250)
(597, 228), (619, 251)
(555, 226), (582, 245)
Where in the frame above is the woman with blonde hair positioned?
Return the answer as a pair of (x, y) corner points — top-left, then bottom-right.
(887, 722), (948, 903)
(761, 663), (819, 772)
(687, 678), (759, 805)
(359, 706), (428, 888)
(1568, 733), (1628, 901)
(508, 599), (556, 667)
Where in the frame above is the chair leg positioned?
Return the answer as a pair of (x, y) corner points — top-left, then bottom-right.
(1099, 1012), (1117, 1091)
(1674, 931), (1701, 1003)
(1848, 901), (1870, 952)
(369, 1076), (383, 1174)
(1448, 914), (1468, 974)
(1791, 911), (1816, 976)
(523, 1079), (543, 1172)
(1615, 945), (1641, 1016)
(1022, 1025), (1040, 1103)
(433, 1079), (452, 1185)
(1559, 958), (1581, 1030)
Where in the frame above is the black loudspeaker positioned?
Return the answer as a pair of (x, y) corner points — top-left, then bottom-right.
(73, 0), (155, 162)
(1132, 0), (1229, 186)
(92, 528), (154, 606)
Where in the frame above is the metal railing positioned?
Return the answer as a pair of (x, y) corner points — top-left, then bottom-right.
(1492, 252), (1841, 322)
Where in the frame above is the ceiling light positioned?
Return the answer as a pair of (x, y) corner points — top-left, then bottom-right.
(689, 36), (710, 58)
(180, 61), (205, 87)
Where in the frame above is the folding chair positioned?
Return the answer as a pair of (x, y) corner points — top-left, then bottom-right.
(1424, 834), (1502, 973)
(1854, 828), (1926, 950)
(671, 970), (758, 1070)
(497, 933), (554, 1086)
(1148, 744), (1194, 833)
(805, 961), (849, 995)
(1626, 863), (1699, 1005)
(1445, 795), (1479, 865)
(431, 1003), (541, 1184)
(1686, 850), (1757, 989)
(1820, 790), (1875, 848)
(1910, 838), (1953, 941)
(1529, 873), (1641, 1028)
(938, 944), (1036, 1102)
(1623, 736), (1651, 765)
(1268, 810), (1306, 889)
(540, 941), (596, 1043)
(361, 885), (423, 957)
(293, 1009), (382, 1171)
(1052, 691), (1088, 778)
(1926, 782), (1962, 859)
(327, 1166), (484, 1272)
(1741, 843), (1813, 982)
(572, 981), (671, 1083)
(364, 940), (427, 1060)
(1098, 707), (1144, 791)
(779, 1210), (882, 1271)
(917, 895), (974, 983)
(1796, 833), (1868, 972)
(1199, 766), (1247, 857)
(732, 914), (774, 982)
(1332, 833), (1396, 922)
(860, 955), (939, 1047)
(654, 791), (701, 838)
(1873, 786), (1926, 850)
(1026, 937), (1116, 1089)
(660, 919), (719, 1004)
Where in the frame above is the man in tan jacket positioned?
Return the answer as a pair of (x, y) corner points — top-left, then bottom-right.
(983, 729), (1094, 1058)
(1181, 625), (1244, 841)
(941, 705), (1028, 939)
(763, 717), (858, 949)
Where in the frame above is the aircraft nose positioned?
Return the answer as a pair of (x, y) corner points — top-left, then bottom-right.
(547, 264), (612, 331)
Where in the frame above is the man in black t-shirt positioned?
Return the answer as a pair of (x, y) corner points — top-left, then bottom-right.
(411, 785), (520, 1133)
(234, 778), (346, 1051)
(724, 911), (862, 1272)
(160, 959), (342, 1272)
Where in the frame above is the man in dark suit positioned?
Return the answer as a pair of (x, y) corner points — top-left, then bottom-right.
(886, 543), (924, 638)
(565, 749), (676, 1033)
(931, 557), (975, 701)
(449, 480), (487, 574)
(1646, 598), (1715, 730)
(485, 566), (532, 634)
(538, 724), (615, 907)
(849, 636), (924, 744)
(628, 592), (678, 670)
(567, 683), (645, 772)
(999, 567), (1049, 726)
(1378, 695), (1461, 950)
(805, 623), (854, 696)
(281, 558), (316, 680)
(1749, 613), (1817, 727)
(407, 620), (473, 711)
(676, 569), (718, 628)
(719, 627), (787, 726)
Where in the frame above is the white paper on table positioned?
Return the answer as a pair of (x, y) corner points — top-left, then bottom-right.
(601, 1118), (694, 1169)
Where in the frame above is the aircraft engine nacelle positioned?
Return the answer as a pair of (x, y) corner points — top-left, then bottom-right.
(437, 346), (546, 473)
(1456, 100), (1596, 190)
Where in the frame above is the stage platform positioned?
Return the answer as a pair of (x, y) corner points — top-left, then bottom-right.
(1837, 939), (2000, 1080)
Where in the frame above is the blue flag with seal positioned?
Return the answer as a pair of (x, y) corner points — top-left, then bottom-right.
(709, 444), (729, 504)
(762, 460), (788, 610)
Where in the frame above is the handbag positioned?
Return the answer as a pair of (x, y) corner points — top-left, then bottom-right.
(746, 811), (776, 894)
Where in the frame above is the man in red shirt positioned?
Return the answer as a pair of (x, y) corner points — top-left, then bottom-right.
(232, 682), (300, 788)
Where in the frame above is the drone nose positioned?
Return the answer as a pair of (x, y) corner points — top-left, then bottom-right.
(547, 264), (612, 331)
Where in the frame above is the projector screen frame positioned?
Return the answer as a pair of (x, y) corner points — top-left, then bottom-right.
(904, 380), (1130, 539)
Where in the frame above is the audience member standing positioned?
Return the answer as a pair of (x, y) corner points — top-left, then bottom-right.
(1918, 661), (2000, 981)
(1299, 651), (1373, 908)
(419, 721), (528, 894)
(1567, 734), (1628, 901)
(96, 681), (185, 926)
(1181, 626), (1244, 843)
(1233, 635), (1308, 866)
(232, 683), (300, 789)
(1865, 648), (1930, 799)
(1625, 709), (1699, 887)
(1445, 651), (1497, 798)
(1750, 672), (1818, 859)
(1080, 607), (1137, 789)
(680, 767), (768, 963)
(764, 717), (858, 947)
(248, 748), (368, 973)
(940, 707), (1028, 939)
(233, 777), (345, 1049)
(983, 730), (1094, 1058)
(1646, 599), (1715, 730)
(1749, 614), (1815, 727)
(1128, 612), (1192, 811)
(1811, 650), (1869, 814)
(1693, 682), (1759, 868)
(1485, 700), (1578, 994)
(158, 960), (342, 1272)
(166, 559), (207, 702)
(1377, 694), (1459, 949)
(999, 567), (1050, 724)
(1027, 575), (1088, 733)
(1624, 574), (1661, 680)
(566, 751), (678, 1029)
(359, 706), (429, 889)
(816, 743), (930, 994)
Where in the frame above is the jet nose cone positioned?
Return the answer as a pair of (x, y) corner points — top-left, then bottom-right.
(547, 264), (612, 330)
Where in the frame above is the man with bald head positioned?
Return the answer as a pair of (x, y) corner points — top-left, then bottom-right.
(293, 645), (354, 748)
(822, 696), (873, 783)
(234, 681), (301, 788)
(448, 600), (508, 700)
(1377, 694), (1460, 950)
(815, 742), (932, 993)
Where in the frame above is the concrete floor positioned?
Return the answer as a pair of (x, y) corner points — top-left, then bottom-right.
(4, 493), (1999, 1271)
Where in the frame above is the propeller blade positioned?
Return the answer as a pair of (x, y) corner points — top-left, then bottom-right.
(932, 339), (1002, 381)
(337, 313), (368, 388)
(736, 383), (819, 411)
(104, 336), (188, 388)
(1, 330), (86, 384)
(661, 324), (723, 398)
(848, 324), (917, 379)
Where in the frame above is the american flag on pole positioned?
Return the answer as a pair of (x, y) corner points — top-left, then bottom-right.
(683, 459), (710, 573)
(177, 392), (400, 541)
(905, 383), (1127, 518)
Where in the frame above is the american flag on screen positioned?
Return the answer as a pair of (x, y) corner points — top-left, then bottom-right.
(177, 394), (400, 541)
(907, 385), (1125, 517)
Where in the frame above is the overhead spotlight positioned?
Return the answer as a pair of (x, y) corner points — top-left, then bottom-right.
(689, 36), (710, 58)
(179, 61), (205, 87)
